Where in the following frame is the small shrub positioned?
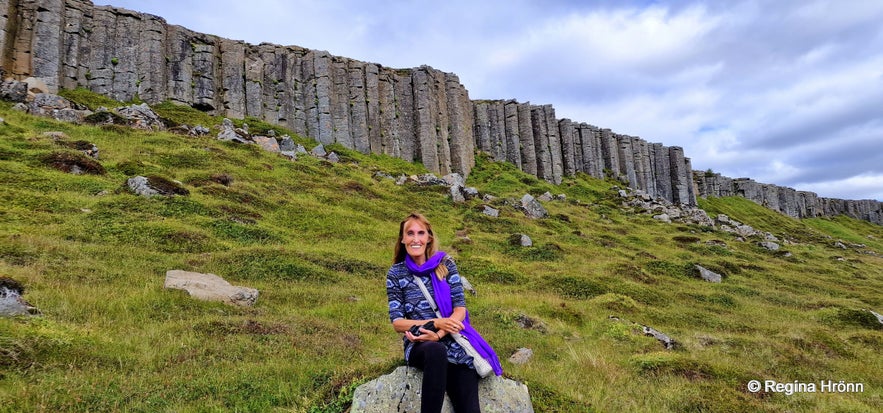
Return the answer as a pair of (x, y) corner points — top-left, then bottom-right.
(673, 235), (701, 244)
(41, 151), (105, 175)
(545, 275), (605, 299)
(211, 173), (234, 186)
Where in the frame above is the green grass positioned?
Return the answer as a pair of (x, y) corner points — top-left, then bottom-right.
(1, 94), (882, 412)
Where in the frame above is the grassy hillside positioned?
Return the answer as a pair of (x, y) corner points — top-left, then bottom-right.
(1, 95), (881, 412)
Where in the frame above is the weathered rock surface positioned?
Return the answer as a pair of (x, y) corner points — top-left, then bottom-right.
(164, 270), (258, 307)
(350, 366), (533, 413)
(695, 265), (722, 283)
(1, 277), (40, 317)
(3, 0), (880, 224)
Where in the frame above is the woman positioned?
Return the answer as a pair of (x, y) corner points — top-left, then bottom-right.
(386, 213), (502, 413)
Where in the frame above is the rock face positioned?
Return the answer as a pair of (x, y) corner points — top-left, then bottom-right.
(695, 173), (882, 225)
(3, 0), (882, 223)
(164, 270), (259, 307)
(351, 366), (533, 413)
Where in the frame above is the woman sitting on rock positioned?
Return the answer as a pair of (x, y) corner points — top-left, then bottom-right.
(386, 213), (502, 413)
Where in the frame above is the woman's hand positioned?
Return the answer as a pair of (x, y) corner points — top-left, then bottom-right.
(405, 327), (441, 343)
(433, 317), (465, 335)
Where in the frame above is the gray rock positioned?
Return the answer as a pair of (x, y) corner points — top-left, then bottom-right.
(279, 151), (297, 161)
(115, 103), (165, 131)
(652, 213), (671, 223)
(508, 348), (533, 365)
(695, 265), (722, 283)
(327, 152), (340, 163)
(758, 241), (780, 251)
(450, 184), (466, 203)
(537, 191), (553, 202)
(279, 136), (296, 152)
(642, 325), (677, 349)
(460, 275), (476, 295)
(834, 241), (847, 249)
(509, 234), (533, 247)
(442, 173), (466, 188)
(520, 194), (548, 219)
(482, 205), (500, 218)
(12, 103), (28, 112)
(164, 270), (258, 307)
(253, 136), (280, 153)
(351, 366), (534, 413)
(191, 125), (210, 136)
(1, 279), (40, 317)
(311, 144), (328, 157)
(126, 176), (160, 197)
(734, 225), (757, 238)
(869, 310), (883, 325)
(463, 187), (480, 200)
(24, 77), (49, 94)
(0, 79), (28, 102)
(217, 118), (250, 143)
(413, 174), (448, 186)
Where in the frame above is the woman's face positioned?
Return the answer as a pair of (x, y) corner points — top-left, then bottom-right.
(402, 219), (431, 263)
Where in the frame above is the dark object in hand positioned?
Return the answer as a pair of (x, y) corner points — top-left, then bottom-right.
(408, 321), (437, 336)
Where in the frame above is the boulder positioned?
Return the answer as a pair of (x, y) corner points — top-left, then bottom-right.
(127, 176), (189, 197)
(509, 234), (533, 247)
(642, 325), (677, 349)
(520, 194), (548, 219)
(164, 270), (258, 307)
(115, 103), (165, 131)
(0, 277), (40, 317)
(482, 205), (500, 218)
(311, 144), (328, 157)
(450, 184), (466, 203)
(695, 265), (722, 283)
(758, 241), (780, 251)
(217, 118), (250, 143)
(508, 348), (533, 365)
(351, 366), (534, 413)
(253, 136), (280, 153)
(0, 79), (28, 102)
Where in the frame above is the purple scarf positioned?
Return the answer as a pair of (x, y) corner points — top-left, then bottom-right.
(406, 252), (503, 376)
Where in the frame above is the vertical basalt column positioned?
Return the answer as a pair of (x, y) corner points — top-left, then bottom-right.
(31, 0), (63, 92)
(166, 25), (196, 105)
(330, 56), (352, 148)
(190, 38), (217, 112)
(579, 125), (603, 179)
(543, 105), (563, 185)
(432, 69), (452, 175)
(82, 7), (117, 96)
(669, 146), (690, 205)
(683, 157), (696, 205)
(134, 12), (166, 104)
(636, 139), (654, 195)
(218, 39), (246, 119)
(778, 187), (799, 218)
(243, 44), (263, 118)
(503, 100), (521, 169)
(348, 59), (369, 153)
(0, 0), (9, 67)
(558, 118), (576, 177)
(473, 101), (492, 154)
(599, 129), (619, 179)
(377, 68), (398, 156)
(488, 101), (506, 161)
(365, 63), (381, 154)
(314, 51), (333, 145)
(412, 67), (438, 172)
(284, 46), (307, 134)
(517, 103), (537, 176)
(446, 72), (473, 176)
(761, 184), (780, 211)
(60, 0), (85, 91)
(300, 49), (319, 139)
(393, 69), (415, 162)
(616, 134), (638, 188)
(531, 105), (552, 182)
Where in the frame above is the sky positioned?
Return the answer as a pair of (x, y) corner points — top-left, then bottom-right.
(93, 0), (883, 201)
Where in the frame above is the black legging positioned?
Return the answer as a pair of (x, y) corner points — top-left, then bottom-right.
(408, 341), (481, 413)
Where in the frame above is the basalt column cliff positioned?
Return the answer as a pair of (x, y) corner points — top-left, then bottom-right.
(3, 0), (881, 223)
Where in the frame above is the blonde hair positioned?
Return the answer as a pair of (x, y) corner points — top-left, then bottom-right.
(393, 212), (449, 279)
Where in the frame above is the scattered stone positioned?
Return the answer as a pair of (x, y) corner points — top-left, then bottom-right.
(217, 118), (250, 143)
(834, 241), (847, 249)
(310, 144), (327, 157)
(459, 275), (476, 295)
(395, 175), (408, 186)
(514, 314), (546, 333)
(652, 213), (671, 223)
(253, 136), (280, 153)
(869, 310), (883, 325)
(642, 325), (677, 349)
(115, 103), (165, 130)
(555, 194), (567, 201)
(509, 234), (533, 247)
(351, 366), (534, 413)
(412, 173), (448, 186)
(463, 187), (480, 200)
(537, 191), (553, 202)
(23, 77), (49, 94)
(127, 175), (189, 197)
(694, 265), (722, 283)
(758, 241), (780, 251)
(705, 240), (727, 248)
(0, 79), (28, 102)
(164, 270), (259, 307)
(482, 205), (500, 218)
(442, 173), (466, 188)
(42, 151), (105, 175)
(279, 135), (296, 151)
(191, 125), (210, 136)
(327, 152), (340, 163)
(1, 277), (41, 317)
(450, 184), (466, 203)
(520, 194), (548, 219)
(508, 348), (533, 365)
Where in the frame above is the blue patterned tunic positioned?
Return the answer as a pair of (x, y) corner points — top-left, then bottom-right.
(386, 258), (473, 366)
